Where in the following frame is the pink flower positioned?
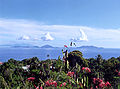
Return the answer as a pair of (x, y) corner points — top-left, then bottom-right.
(82, 67), (85, 70)
(52, 81), (57, 87)
(96, 86), (98, 88)
(52, 81), (57, 84)
(45, 80), (57, 87)
(98, 79), (103, 83)
(71, 72), (74, 75)
(105, 81), (111, 87)
(27, 77), (35, 81)
(85, 67), (91, 73)
(40, 87), (43, 89)
(82, 67), (91, 73)
(62, 82), (66, 86)
(99, 82), (105, 88)
(45, 81), (50, 86)
(60, 84), (63, 87)
(67, 72), (74, 77)
(60, 82), (66, 87)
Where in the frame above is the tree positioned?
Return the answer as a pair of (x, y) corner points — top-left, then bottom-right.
(67, 50), (88, 67)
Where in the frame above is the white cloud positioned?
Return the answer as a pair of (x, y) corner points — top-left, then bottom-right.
(71, 29), (88, 42)
(79, 29), (88, 41)
(41, 32), (54, 41)
(18, 35), (30, 40)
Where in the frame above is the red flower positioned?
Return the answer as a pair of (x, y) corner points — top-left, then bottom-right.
(45, 81), (50, 86)
(60, 82), (66, 87)
(67, 72), (74, 77)
(98, 79), (103, 83)
(82, 67), (85, 70)
(27, 77), (35, 81)
(52, 81), (57, 87)
(99, 82), (105, 88)
(105, 81), (111, 87)
(62, 82), (66, 86)
(46, 80), (51, 86)
(60, 84), (63, 87)
(71, 72), (74, 75)
(45, 80), (57, 87)
(82, 67), (91, 73)
(86, 67), (91, 72)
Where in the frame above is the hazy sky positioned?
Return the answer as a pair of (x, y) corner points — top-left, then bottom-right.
(0, 0), (120, 48)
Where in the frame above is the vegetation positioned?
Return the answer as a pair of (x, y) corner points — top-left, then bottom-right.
(0, 50), (120, 89)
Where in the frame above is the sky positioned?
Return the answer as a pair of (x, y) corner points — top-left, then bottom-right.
(0, 0), (120, 48)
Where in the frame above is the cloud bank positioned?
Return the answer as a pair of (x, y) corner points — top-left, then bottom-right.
(0, 18), (120, 48)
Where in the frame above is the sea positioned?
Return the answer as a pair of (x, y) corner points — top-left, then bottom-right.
(0, 47), (120, 62)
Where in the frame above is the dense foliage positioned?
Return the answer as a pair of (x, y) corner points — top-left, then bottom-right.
(0, 50), (120, 89)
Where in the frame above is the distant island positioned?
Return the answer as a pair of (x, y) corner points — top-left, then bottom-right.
(11, 45), (55, 48)
(12, 45), (39, 48)
(77, 46), (104, 49)
(1, 44), (104, 49)
(40, 45), (54, 48)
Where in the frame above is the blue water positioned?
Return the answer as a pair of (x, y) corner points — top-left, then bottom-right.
(0, 48), (120, 62)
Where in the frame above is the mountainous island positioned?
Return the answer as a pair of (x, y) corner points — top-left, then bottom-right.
(10, 44), (104, 49)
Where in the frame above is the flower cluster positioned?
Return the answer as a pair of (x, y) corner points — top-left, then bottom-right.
(60, 82), (67, 87)
(45, 80), (57, 87)
(93, 78), (111, 88)
(105, 81), (111, 87)
(82, 67), (91, 73)
(67, 72), (74, 77)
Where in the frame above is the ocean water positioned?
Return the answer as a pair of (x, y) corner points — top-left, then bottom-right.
(0, 48), (120, 62)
